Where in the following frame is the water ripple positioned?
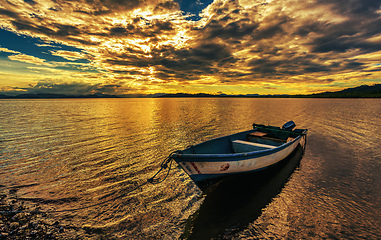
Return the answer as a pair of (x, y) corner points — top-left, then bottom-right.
(1, 98), (380, 239)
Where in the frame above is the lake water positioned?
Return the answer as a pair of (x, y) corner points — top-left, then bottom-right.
(0, 98), (380, 239)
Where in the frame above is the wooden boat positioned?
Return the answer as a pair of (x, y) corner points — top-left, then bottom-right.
(171, 121), (307, 187)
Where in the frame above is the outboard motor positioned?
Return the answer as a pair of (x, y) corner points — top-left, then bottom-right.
(282, 121), (296, 131)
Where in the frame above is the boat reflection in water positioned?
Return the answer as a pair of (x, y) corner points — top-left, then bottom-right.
(182, 144), (306, 239)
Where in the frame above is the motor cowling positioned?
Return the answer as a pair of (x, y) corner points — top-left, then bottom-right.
(282, 121), (296, 131)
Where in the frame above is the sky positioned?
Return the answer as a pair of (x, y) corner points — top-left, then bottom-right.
(0, 0), (380, 96)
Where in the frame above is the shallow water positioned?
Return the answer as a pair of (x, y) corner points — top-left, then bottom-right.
(1, 98), (380, 239)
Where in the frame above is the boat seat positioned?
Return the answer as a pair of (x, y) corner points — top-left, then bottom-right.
(247, 132), (286, 143)
(232, 140), (276, 153)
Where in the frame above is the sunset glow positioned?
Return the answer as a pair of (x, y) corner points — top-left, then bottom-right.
(0, 0), (380, 95)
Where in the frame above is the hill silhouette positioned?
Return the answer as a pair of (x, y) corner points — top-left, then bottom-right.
(304, 84), (381, 98)
(0, 84), (380, 98)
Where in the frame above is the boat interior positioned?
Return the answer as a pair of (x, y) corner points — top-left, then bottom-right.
(183, 127), (302, 155)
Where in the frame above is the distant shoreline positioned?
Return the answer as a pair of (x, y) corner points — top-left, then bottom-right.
(1, 84), (380, 99)
(1, 95), (381, 99)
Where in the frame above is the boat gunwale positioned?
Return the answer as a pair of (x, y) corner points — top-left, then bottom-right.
(173, 129), (306, 161)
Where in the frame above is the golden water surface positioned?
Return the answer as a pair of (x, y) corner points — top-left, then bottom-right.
(1, 98), (380, 239)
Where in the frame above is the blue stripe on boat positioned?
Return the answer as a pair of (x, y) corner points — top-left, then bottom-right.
(174, 135), (300, 162)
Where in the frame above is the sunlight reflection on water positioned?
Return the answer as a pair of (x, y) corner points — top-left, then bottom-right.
(0, 98), (380, 239)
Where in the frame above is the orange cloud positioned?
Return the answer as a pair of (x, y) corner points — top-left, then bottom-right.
(8, 53), (48, 65)
(0, 0), (380, 95)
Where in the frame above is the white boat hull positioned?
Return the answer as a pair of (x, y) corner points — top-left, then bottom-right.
(172, 127), (307, 184)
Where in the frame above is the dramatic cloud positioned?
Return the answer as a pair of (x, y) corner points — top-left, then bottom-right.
(50, 50), (88, 61)
(8, 53), (47, 65)
(0, 80), (128, 96)
(0, 0), (380, 95)
(0, 47), (18, 54)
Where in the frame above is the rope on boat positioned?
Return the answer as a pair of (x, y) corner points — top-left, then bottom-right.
(147, 152), (174, 184)
(0, 151), (180, 214)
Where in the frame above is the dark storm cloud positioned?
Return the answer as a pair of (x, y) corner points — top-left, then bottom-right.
(225, 0), (381, 80)
(55, 24), (82, 37)
(106, 18), (175, 41)
(9, 19), (85, 40)
(105, 41), (233, 79)
(11, 20), (56, 36)
(154, 1), (179, 12)
(309, 17), (381, 54)
(23, 0), (38, 6)
(1, 0), (176, 38)
(204, 19), (259, 40)
(16, 81), (124, 95)
(58, 0), (143, 15)
(248, 58), (279, 75)
(191, 43), (232, 60)
(107, 57), (151, 68)
(194, 1), (260, 41)
(342, 60), (365, 70)
(0, 8), (20, 19)
(152, 43), (234, 79)
(58, 0), (178, 16)
(151, 0), (380, 83)
(251, 20), (286, 41)
(317, 0), (381, 16)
